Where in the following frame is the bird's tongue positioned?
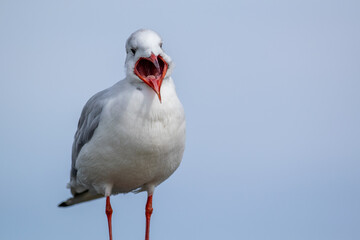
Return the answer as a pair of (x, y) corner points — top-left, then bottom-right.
(134, 53), (168, 102)
(147, 75), (161, 100)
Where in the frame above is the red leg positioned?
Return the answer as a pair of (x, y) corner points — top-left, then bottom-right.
(106, 196), (113, 240)
(145, 195), (153, 240)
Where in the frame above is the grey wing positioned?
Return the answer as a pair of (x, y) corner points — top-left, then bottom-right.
(70, 89), (109, 181)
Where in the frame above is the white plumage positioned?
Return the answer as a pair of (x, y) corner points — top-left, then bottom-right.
(72, 70), (185, 196)
(59, 29), (186, 240)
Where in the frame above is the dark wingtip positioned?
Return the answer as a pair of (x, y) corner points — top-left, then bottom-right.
(58, 202), (69, 207)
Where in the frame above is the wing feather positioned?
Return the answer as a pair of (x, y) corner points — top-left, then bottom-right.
(70, 89), (110, 180)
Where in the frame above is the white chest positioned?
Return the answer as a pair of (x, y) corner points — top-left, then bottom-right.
(75, 79), (186, 194)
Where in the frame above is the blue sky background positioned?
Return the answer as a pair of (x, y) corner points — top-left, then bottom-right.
(0, 0), (359, 239)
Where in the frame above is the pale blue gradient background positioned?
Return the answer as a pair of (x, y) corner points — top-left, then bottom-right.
(0, 1), (359, 239)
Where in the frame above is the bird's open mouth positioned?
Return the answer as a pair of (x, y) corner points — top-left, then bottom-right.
(134, 53), (168, 102)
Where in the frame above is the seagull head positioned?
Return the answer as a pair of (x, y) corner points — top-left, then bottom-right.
(125, 29), (173, 102)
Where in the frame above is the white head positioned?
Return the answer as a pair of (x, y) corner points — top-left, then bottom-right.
(125, 29), (173, 102)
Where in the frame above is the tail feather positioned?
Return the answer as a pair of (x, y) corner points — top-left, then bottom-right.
(58, 190), (103, 207)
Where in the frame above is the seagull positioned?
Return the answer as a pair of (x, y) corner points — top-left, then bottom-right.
(59, 29), (186, 240)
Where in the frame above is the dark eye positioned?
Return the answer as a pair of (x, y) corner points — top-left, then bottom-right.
(159, 42), (163, 48)
(131, 48), (136, 54)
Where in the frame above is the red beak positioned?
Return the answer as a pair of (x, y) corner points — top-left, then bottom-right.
(134, 53), (168, 102)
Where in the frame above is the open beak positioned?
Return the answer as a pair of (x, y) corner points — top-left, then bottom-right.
(134, 53), (168, 102)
